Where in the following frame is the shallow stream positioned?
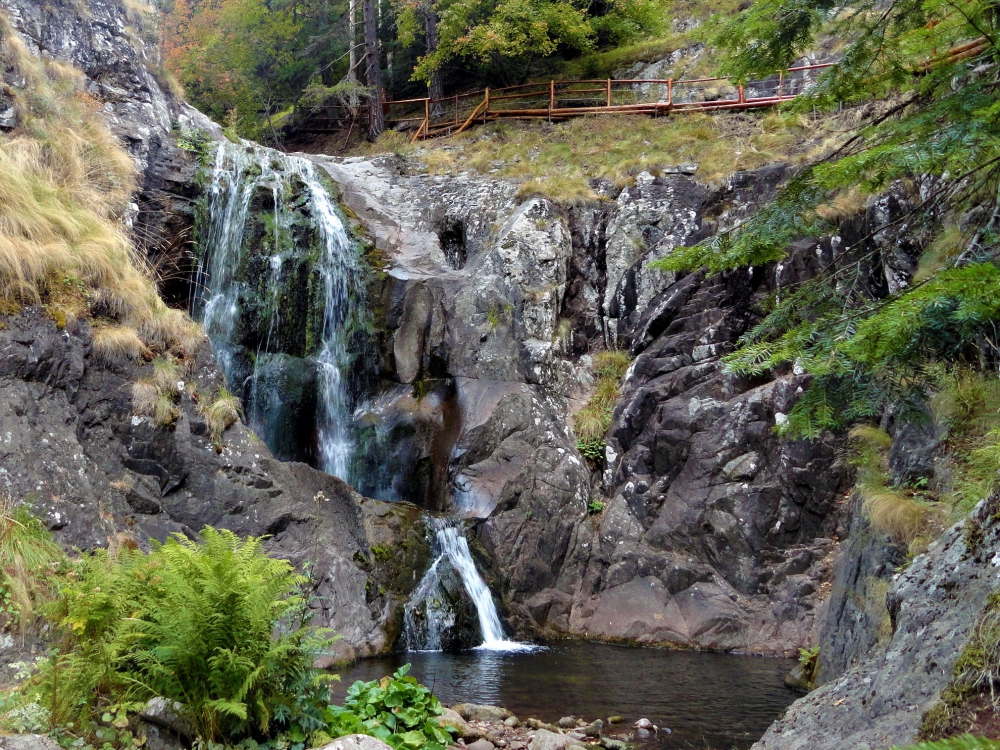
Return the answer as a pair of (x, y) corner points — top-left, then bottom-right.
(331, 641), (796, 750)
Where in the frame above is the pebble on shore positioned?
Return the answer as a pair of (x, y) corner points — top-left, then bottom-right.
(440, 703), (645, 750)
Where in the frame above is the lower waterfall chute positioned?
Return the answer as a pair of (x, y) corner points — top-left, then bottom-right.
(405, 520), (537, 652)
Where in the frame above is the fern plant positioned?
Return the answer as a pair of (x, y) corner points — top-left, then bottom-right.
(36, 527), (334, 744)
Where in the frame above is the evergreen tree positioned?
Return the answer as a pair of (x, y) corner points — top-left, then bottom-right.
(652, 0), (1000, 437)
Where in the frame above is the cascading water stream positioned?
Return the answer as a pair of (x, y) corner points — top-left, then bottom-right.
(405, 520), (535, 652)
(192, 140), (367, 481)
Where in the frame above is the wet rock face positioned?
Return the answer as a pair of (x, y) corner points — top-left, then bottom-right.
(0, 307), (427, 660)
(315, 156), (855, 653)
(816, 500), (906, 685)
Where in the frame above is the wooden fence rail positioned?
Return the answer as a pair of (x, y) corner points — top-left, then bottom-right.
(374, 63), (838, 142)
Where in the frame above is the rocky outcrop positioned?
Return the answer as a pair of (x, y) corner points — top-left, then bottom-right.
(0, 307), (428, 661)
(0, 0), (222, 303)
(754, 498), (1000, 749)
(311, 153), (859, 653)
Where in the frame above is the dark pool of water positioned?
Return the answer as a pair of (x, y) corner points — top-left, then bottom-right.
(330, 642), (796, 750)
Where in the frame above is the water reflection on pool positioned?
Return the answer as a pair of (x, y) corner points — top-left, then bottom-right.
(330, 641), (797, 750)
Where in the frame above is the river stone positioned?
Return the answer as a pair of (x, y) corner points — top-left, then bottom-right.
(0, 737), (60, 750)
(599, 740), (628, 750)
(467, 740), (496, 750)
(454, 704), (515, 723)
(528, 729), (579, 750)
(504, 717), (520, 728)
(140, 697), (190, 737)
(316, 736), (395, 750)
(437, 708), (484, 742)
(557, 717), (577, 728)
(144, 725), (184, 750)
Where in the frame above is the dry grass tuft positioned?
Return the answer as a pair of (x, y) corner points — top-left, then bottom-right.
(859, 485), (936, 547)
(140, 308), (205, 356)
(849, 422), (940, 548)
(573, 404), (609, 440)
(131, 379), (159, 416)
(594, 350), (632, 381)
(0, 493), (64, 631)
(200, 385), (243, 441)
(590, 378), (621, 411)
(0, 14), (200, 356)
(152, 356), (182, 394)
(848, 423), (893, 451)
(92, 325), (147, 366)
(154, 391), (180, 426)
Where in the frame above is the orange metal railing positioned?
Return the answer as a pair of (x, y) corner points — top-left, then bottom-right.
(295, 38), (990, 138)
(375, 63), (837, 142)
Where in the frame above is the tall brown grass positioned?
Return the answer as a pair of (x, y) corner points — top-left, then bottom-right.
(0, 14), (201, 357)
(849, 424), (940, 549)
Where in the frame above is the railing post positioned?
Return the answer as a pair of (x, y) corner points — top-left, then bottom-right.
(484, 87), (490, 122)
(738, 84), (745, 104)
(425, 97), (430, 125)
(549, 80), (555, 121)
(667, 78), (673, 107)
(777, 71), (783, 99)
(606, 78), (611, 106)
(455, 94), (459, 128)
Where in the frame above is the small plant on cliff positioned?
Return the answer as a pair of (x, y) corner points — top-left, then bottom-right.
(33, 527), (335, 745)
(797, 645), (820, 688)
(849, 425), (940, 551)
(573, 350), (632, 467)
(0, 496), (64, 633)
(201, 384), (243, 442)
(329, 664), (456, 750)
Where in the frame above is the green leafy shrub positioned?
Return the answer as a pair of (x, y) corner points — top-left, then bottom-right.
(34, 527), (334, 745)
(329, 665), (456, 750)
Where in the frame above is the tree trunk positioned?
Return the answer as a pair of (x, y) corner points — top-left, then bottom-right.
(364, 0), (384, 139)
(348, 0), (357, 82)
(422, 4), (444, 117)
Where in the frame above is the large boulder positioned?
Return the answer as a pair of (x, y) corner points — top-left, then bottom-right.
(753, 499), (1000, 750)
(453, 703), (515, 723)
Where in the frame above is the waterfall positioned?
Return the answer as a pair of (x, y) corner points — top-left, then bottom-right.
(405, 520), (535, 652)
(192, 140), (367, 481)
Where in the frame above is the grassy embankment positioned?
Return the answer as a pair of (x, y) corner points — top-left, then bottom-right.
(0, 14), (200, 361)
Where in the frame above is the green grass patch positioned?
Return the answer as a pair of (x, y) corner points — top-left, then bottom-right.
(390, 108), (838, 203)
